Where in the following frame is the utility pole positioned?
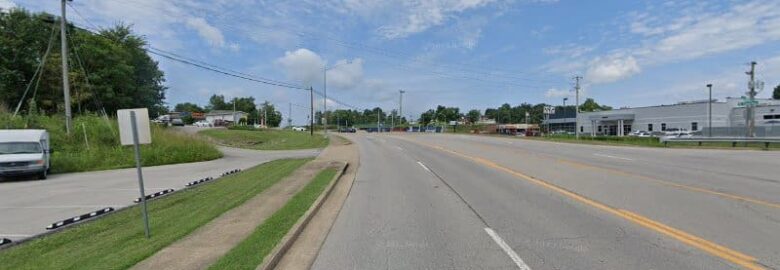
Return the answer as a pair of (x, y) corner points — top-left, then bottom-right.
(233, 98), (237, 125)
(60, 0), (73, 135)
(322, 66), (328, 136)
(706, 84), (713, 137)
(288, 102), (292, 128)
(574, 76), (582, 139)
(377, 110), (380, 133)
(264, 107), (268, 128)
(745, 61), (757, 137)
(399, 90), (405, 127)
(309, 86), (314, 136)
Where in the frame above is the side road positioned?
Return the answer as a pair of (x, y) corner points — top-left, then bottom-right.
(131, 135), (356, 269)
(0, 146), (319, 241)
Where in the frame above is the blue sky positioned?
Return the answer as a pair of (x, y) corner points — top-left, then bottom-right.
(5, 0), (780, 124)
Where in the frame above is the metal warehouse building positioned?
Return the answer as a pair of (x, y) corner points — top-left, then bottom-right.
(545, 97), (780, 137)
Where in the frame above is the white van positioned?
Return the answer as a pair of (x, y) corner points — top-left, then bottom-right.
(0, 129), (53, 179)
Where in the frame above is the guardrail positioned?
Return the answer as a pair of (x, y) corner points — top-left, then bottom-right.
(660, 136), (780, 149)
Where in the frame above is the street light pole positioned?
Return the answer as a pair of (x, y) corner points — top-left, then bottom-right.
(706, 84), (713, 137)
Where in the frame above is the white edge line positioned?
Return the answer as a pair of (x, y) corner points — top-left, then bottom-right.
(416, 161), (431, 172)
(484, 227), (531, 270)
(0, 234), (32, 237)
(592, 153), (633, 161)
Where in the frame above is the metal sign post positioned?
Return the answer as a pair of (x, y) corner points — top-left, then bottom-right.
(118, 109), (152, 239)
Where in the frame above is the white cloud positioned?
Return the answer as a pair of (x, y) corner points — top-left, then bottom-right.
(585, 55), (641, 84)
(373, 0), (496, 39)
(276, 48), (326, 85)
(545, 1), (780, 84)
(0, 0), (15, 10)
(327, 59), (365, 89)
(276, 48), (365, 89)
(543, 44), (595, 58)
(545, 88), (571, 98)
(185, 17), (225, 48)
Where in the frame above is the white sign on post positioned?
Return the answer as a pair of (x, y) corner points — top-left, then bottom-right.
(544, 106), (556, 115)
(118, 108), (151, 145)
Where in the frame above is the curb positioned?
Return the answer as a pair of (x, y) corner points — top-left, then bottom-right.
(256, 161), (349, 270)
(0, 168), (242, 251)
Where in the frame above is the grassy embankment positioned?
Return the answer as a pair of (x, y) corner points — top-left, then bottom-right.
(1, 113), (222, 173)
(208, 167), (338, 269)
(0, 158), (311, 269)
(200, 128), (329, 150)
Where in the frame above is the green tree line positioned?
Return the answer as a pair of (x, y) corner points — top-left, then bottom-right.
(1, 8), (167, 117)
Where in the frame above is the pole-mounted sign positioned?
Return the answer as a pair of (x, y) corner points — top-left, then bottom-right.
(117, 108), (152, 238)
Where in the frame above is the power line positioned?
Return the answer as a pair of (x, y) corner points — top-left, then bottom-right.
(66, 4), (307, 91)
(67, 3), (373, 114)
(116, 0), (564, 88)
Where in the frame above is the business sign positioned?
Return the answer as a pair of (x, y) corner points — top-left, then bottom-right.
(543, 106), (556, 115)
(117, 108), (152, 145)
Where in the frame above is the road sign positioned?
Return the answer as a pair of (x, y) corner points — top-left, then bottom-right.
(544, 106), (556, 115)
(117, 108), (152, 238)
(118, 108), (151, 145)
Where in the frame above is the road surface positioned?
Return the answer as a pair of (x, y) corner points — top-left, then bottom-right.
(0, 146), (319, 241)
(312, 133), (780, 270)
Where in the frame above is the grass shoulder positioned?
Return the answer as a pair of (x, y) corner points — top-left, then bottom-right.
(0, 158), (311, 269)
(2, 113), (222, 173)
(208, 167), (339, 269)
(200, 128), (329, 150)
(520, 134), (779, 150)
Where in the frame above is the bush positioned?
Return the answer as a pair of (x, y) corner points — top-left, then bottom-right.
(1, 113), (222, 173)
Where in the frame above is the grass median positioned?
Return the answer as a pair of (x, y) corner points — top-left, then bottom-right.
(200, 128), (328, 150)
(208, 167), (338, 270)
(0, 158), (311, 270)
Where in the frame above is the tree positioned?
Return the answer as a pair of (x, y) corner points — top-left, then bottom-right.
(206, 95), (229, 111)
(579, 98), (612, 112)
(1, 9), (167, 116)
(257, 101), (282, 127)
(466, 109), (481, 124)
(773, 84), (780, 100)
(174, 102), (203, 112)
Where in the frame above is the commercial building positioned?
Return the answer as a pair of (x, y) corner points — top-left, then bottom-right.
(544, 97), (780, 137)
(205, 110), (247, 125)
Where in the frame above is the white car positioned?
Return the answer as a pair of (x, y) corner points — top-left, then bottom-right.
(194, 120), (212, 127)
(292, 126), (307, 131)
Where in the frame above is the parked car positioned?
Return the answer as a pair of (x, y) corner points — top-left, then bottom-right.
(194, 120), (212, 127)
(0, 129), (52, 179)
(630, 130), (652, 137)
(292, 126), (307, 131)
(338, 127), (357, 133)
(170, 118), (185, 126)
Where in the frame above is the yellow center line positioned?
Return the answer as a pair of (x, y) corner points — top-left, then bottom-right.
(458, 136), (779, 209)
(394, 136), (764, 270)
(555, 159), (780, 209)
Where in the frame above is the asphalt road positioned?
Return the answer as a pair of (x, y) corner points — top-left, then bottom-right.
(0, 146), (319, 241)
(312, 133), (780, 270)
